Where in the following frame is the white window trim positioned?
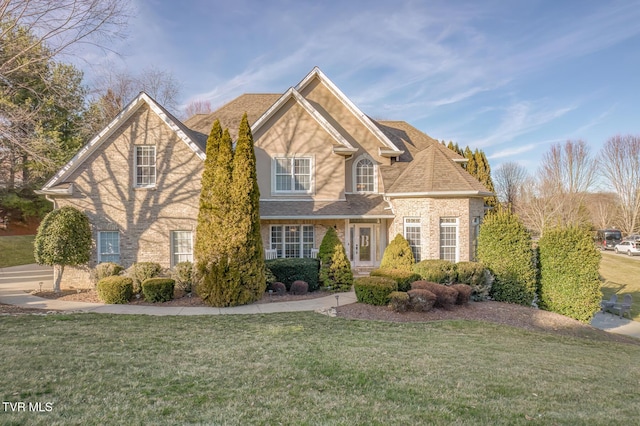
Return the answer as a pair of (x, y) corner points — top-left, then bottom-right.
(403, 217), (421, 262)
(352, 154), (378, 193)
(439, 217), (459, 263)
(271, 156), (314, 194)
(134, 145), (156, 188)
(97, 231), (120, 264)
(269, 224), (315, 258)
(171, 231), (193, 267)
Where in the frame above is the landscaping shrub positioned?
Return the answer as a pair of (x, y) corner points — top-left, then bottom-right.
(269, 282), (286, 295)
(318, 227), (341, 264)
(96, 276), (133, 304)
(265, 258), (320, 291)
(92, 262), (123, 284)
(265, 267), (277, 288)
(477, 207), (537, 306)
(320, 244), (353, 292)
(411, 281), (458, 309)
(450, 284), (473, 305)
(407, 289), (437, 312)
(380, 234), (415, 271)
(354, 276), (397, 306)
(538, 226), (602, 323)
(455, 261), (492, 301)
(412, 259), (456, 284)
(290, 280), (309, 295)
(171, 261), (193, 293)
(141, 278), (175, 303)
(370, 268), (421, 292)
(127, 262), (162, 294)
(388, 291), (410, 312)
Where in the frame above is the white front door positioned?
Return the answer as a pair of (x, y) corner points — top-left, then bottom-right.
(352, 224), (374, 267)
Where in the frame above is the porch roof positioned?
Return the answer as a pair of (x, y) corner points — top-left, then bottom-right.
(259, 194), (394, 219)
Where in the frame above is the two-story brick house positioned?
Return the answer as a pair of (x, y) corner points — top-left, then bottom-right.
(39, 67), (492, 287)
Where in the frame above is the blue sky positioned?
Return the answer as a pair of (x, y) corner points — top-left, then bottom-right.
(77, 0), (640, 173)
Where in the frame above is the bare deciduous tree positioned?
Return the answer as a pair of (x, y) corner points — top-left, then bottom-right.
(494, 161), (528, 206)
(599, 135), (640, 235)
(183, 99), (212, 119)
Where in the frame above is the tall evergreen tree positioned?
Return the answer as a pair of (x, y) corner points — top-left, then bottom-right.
(475, 150), (498, 208)
(229, 113), (266, 304)
(463, 146), (476, 175)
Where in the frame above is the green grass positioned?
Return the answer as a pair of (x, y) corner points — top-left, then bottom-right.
(599, 251), (640, 320)
(0, 235), (35, 268)
(1, 313), (639, 425)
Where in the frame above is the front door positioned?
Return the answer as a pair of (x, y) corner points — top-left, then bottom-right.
(352, 224), (374, 267)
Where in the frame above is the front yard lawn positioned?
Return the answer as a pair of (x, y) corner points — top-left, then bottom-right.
(0, 235), (35, 268)
(600, 251), (640, 320)
(1, 312), (639, 425)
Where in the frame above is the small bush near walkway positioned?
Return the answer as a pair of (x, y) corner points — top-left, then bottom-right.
(354, 276), (397, 305)
(127, 262), (162, 294)
(92, 262), (123, 284)
(407, 289), (437, 312)
(412, 259), (456, 284)
(411, 281), (458, 309)
(370, 268), (421, 292)
(96, 276), (133, 304)
(380, 234), (415, 271)
(142, 278), (175, 303)
(172, 261), (193, 293)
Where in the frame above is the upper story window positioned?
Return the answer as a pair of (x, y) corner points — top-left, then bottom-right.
(135, 146), (156, 187)
(274, 157), (312, 193)
(354, 156), (376, 193)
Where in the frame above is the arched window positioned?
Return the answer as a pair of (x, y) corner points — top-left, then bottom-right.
(355, 157), (376, 193)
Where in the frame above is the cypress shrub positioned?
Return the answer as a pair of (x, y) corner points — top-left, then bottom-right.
(142, 278), (175, 303)
(538, 226), (602, 322)
(354, 276), (397, 305)
(127, 262), (162, 294)
(456, 261), (491, 301)
(265, 258), (320, 291)
(320, 243), (353, 292)
(318, 227), (341, 265)
(171, 261), (193, 293)
(96, 276), (133, 304)
(412, 259), (456, 284)
(410, 281), (458, 309)
(407, 289), (437, 312)
(477, 207), (537, 305)
(196, 257), (242, 307)
(91, 262), (123, 284)
(388, 291), (410, 312)
(370, 268), (421, 292)
(380, 234), (415, 271)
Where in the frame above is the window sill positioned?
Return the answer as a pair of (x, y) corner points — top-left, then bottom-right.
(133, 186), (157, 191)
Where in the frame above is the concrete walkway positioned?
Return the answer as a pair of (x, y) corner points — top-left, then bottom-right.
(0, 264), (356, 316)
(1, 264), (640, 338)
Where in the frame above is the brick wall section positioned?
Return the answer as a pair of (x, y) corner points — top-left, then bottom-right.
(54, 105), (203, 287)
(389, 197), (485, 262)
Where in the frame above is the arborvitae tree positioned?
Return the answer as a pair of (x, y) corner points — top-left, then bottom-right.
(475, 149), (498, 208)
(463, 146), (476, 175)
(34, 206), (91, 291)
(229, 113), (266, 304)
(380, 234), (415, 271)
(477, 207), (537, 305)
(318, 227), (341, 265)
(321, 243), (353, 292)
(538, 226), (601, 322)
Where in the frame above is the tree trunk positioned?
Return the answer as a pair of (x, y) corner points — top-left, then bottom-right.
(53, 264), (64, 292)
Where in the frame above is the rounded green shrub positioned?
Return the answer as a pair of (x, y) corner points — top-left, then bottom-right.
(388, 291), (410, 312)
(456, 261), (492, 301)
(407, 289), (437, 312)
(477, 208), (537, 305)
(411, 281), (458, 309)
(290, 280), (309, 295)
(370, 268), (421, 292)
(127, 262), (162, 294)
(141, 278), (175, 303)
(354, 276), (397, 305)
(269, 282), (286, 294)
(171, 261), (193, 293)
(450, 284), (473, 305)
(92, 262), (123, 284)
(538, 226), (602, 323)
(380, 234), (415, 271)
(412, 259), (456, 284)
(96, 276), (133, 304)
(265, 258), (320, 291)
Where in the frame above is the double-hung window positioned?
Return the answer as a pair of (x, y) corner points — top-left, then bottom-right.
(274, 157), (312, 193)
(439, 217), (458, 262)
(135, 146), (156, 187)
(403, 217), (422, 262)
(171, 231), (193, 266)
(98, 231), (120, 263)
(270, 225), (315, 258)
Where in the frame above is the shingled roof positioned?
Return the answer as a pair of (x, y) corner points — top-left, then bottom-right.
(259, 194), (393, 219)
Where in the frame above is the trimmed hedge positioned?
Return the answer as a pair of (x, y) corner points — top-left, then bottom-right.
(354, 276), (397, 305)
(92, 262), (123, 284)
(370, 268), (421, 292)
(411, 281), (458, 309)
(538, 226), (602, 323)
(412, 260), (456, 284)
(407, 289), (437, 312)
(388, 291), (410, 312)
(96, 276), (133, 304)
(265, 258), (320, 291)
(450, 284), (472, 305)
(380, 234), (415, 271)
(290, 280), (309, 295)
(456, 261), (492, 301)
(127, 262), (162, 294)
(142, 278), (175, 303)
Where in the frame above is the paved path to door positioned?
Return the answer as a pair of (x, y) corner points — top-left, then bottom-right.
(1, 264), (640, 339)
